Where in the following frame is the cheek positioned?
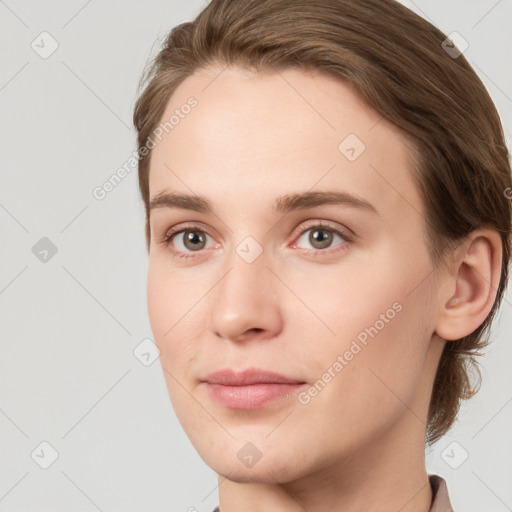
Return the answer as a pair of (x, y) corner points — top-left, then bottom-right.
(147, 261), (199, 369)
(146, 265), (171, 342)
(147, 271), (202, 419)
(280, 252), (406, 346)
(295, 300), (432, 450)
(292, 249), (434, 406)
(146, 256), (203, 338)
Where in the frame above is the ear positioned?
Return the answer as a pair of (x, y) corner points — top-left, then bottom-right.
(434, 228), (503, 341)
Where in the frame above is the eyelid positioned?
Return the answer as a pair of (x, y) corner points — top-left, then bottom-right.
(158, 219), (355, 256)
(289, 219), (355, 246)
(157, 221), (218, 248)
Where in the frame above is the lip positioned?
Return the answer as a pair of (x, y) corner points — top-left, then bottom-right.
(201, 368), (307, 409)
(203, 367), (305, 385)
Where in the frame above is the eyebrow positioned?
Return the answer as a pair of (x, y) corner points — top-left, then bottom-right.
(149, 190), (378, 216)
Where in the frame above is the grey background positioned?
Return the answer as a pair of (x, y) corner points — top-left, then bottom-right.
(0, 1), (511, 511)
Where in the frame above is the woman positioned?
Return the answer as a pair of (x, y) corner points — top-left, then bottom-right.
(132, 0), (511, 510)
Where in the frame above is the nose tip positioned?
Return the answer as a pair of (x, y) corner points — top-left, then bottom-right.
(208, 257), (283, 343)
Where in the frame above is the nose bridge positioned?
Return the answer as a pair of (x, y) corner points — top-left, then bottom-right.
(208, 241), (281, 340)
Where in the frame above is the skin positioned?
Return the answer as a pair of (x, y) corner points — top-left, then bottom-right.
(145, 63), (502, 512)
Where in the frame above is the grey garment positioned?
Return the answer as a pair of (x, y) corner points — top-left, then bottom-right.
(429, 474), (455, 511)
(212, 474), (454, 512)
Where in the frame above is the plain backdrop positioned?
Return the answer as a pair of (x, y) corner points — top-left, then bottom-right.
(1, 1), (511, 511)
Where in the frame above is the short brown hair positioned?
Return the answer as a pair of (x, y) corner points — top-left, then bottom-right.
(132, 0), (512, 445)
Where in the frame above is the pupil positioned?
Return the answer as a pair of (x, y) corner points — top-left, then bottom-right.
(185, 231), (204, 250)
(311, 229), (332, 248)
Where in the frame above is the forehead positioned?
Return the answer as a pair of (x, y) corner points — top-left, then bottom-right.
(148, 64), (424, 223)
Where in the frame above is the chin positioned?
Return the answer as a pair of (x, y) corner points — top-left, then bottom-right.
(198, 443), (307, 483)
(211, 462), (303, 484)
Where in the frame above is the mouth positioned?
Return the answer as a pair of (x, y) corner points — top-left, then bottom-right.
(201, 367), (307, 409)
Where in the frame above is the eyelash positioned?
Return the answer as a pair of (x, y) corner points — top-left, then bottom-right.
(157, 221), (354, 260)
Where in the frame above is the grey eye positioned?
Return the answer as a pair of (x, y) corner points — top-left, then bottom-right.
(297, 227), (344, 250)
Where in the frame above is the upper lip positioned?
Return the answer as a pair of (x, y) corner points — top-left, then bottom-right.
(202, 368), (305, 385)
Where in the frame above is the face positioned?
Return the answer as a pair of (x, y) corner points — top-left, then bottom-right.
(146, 63), (444, 483)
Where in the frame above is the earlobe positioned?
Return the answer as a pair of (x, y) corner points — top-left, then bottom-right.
(434, 229), (502, 341)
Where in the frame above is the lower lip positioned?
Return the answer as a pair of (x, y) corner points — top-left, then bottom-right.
(204, 382), (306, 409)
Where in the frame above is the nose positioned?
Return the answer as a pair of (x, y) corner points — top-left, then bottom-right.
(208, 248), (284, 343)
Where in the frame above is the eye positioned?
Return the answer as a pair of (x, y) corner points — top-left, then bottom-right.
(293, 222), (352, 253)
(158, 221), (353, 259)
(175, 230), (212, 252)
(158, 224), (215, 258)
